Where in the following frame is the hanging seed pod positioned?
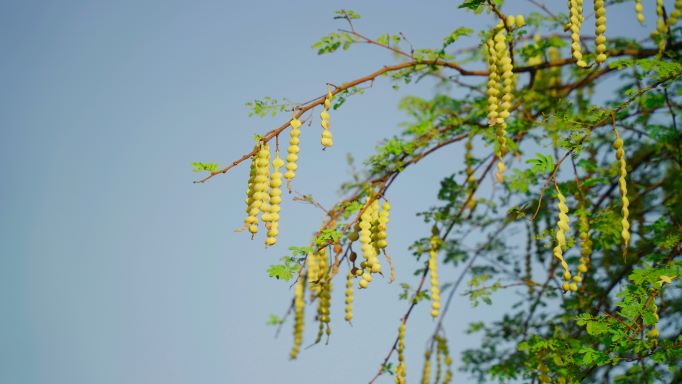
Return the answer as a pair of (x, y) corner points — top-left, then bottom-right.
(613, 131), (630, 257)
(258, 145), (272, 231)
(395, 322), (407, 384)
(247, 143), (271, 235)
(655, 0), (668, 53)
(289, 277), (305, 360)
(440, 336), (453, 384)
(464, 138), (477, 210)
(573, 205), (592, 287)
(568, 0), (587, 67)
(344, 271), (353, 323)
(284, 112), (302, 186)
(668, 0), (682, 26)
(320, 85), (333, 148)
(486, 36), (500, 127)
(265, 153), (284, 246)
(358, 199), (381, 288)
(314, 249), (332, 343)
(375, 201), (390, 249)
(593, 0), (607, 64)
(420, 351), (432, 384)
(243, 150), (259, 231)
(553, 185), (575, 292)
(429, 226), (441, 318)
(635, 0), (645, 24)
(306, 251), (320, 295)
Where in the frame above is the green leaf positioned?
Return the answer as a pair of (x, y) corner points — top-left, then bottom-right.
(192, 162), (220, 173)
(443, 27), (473, 48)
(266, 314), (284, 326)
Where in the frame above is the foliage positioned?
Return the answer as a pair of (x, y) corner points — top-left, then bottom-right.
(196, 1), (682, 383)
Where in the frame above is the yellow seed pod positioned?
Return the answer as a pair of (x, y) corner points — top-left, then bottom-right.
(516, 15), (526, 28)
(395, 322), (406, 384)
(486, 36), (500, 127)
(320, 85), (333, 148)
(655, 0), (668, 53)
(306, 251), (320, 294)
(492, 27), (513, 183)
(568, 0), (587, 67)
(314, 249), (332, 343)
(289, 277), (305, 360)
(613, 130), (630, 257)
(429, 226), (441, 318)
(375, 201), (391, 249)
(247, 143), (271, 235)
(243, 151), (259, 230)
(265, 153), (284, 246)
(593, 0), (607, 64)
(573, 205), (592, 287)
(464, 138), (477, 210)
(420, 351), (432, 384)
(668, 0), (682, 26)
(635, 0), (645, 24)
(553, 185), (574, 292)
(344, 271), (353, 323)
(358, 199), (381, 289)
(439, 337), (453, 384)
(505, 15), (516, 29)
(284, 112), (302, 184)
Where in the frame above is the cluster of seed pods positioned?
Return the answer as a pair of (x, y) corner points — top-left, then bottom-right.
(485, 16), (523, 183)
(553, 185), (576, 292)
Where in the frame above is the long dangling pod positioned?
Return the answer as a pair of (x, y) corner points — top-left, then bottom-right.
(486, 35), (500, 127)
(375, 201), (390, 249)
(265, 153), (284, 246)
(634, 0), (645, 24)
(314, 248), (332, 343)
(344, 270), (353, 323)
(553, 184), (576, 292)
(289, 276), (305, 360)
(668, 0), (682, 27)
(464, 137), (477, 210)
(429, 226), (441, 318)
(493, 26), (512, 182)
(593, 0), (607, 64)
(320, 85), (333, 148)
(655, 0), (668, 53)
(258, 145), (272, 236)
(358, 198), (381, 289)
(438, 336), (453, 384)
(247, 143), (271, 235)
(376, 200), (396, 282)
(420, 350), (432, 384)
(284, 111), (302, 190)
(568, 0), (587, 67)
(394, 322), (406, 384)
(574, 203), (592, 287)
(612, 128), (630, 258)
(243, 149), (259, 232)
(307, 251), (320, 295)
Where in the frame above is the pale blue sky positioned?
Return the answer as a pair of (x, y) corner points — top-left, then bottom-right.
(0, 1), (662, 383)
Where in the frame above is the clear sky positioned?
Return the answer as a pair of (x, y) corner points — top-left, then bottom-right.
(0, 1), (662, 383)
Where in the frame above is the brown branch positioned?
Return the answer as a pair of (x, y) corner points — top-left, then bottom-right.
(194, 41), (681, 185)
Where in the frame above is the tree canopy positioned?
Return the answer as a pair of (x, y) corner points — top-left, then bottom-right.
(195, 1), (682, 383)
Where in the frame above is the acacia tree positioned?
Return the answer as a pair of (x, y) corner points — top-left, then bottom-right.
(194, 1), (682, 383)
